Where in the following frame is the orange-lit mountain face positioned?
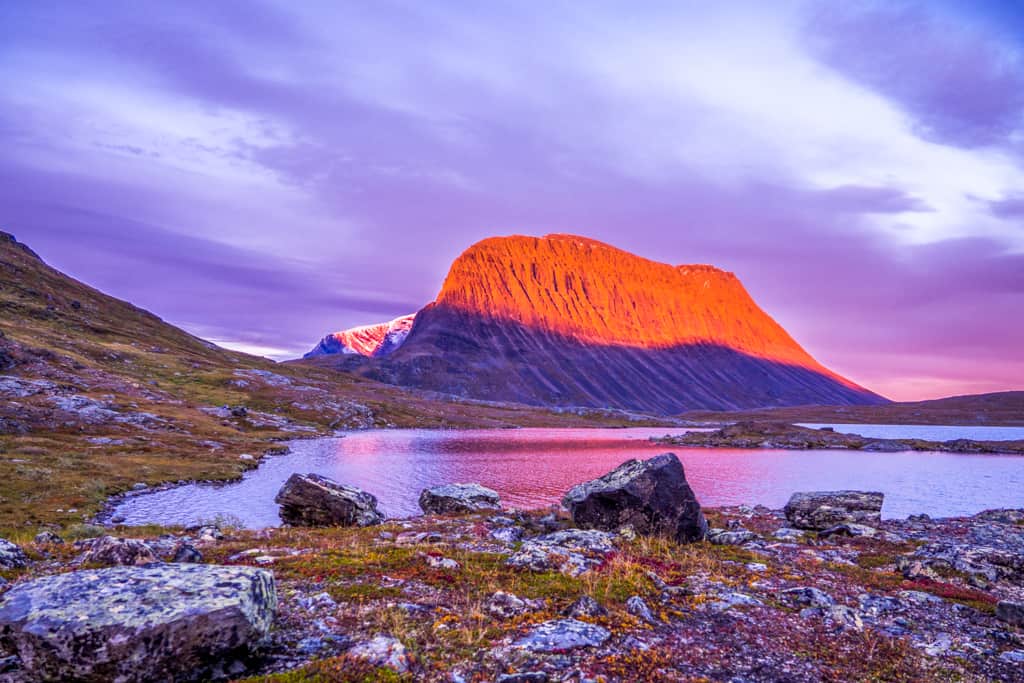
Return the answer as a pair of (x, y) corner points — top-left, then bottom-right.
(306, 234), (886, 413)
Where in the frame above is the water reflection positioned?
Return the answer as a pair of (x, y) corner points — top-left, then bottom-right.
(112, 427), (1024, 528)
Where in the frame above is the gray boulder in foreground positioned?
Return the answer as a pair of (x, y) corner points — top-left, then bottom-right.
(783, 491), (884, 530)
(562, 453), (707, 543)
(0, 563), (276, 682)
(275, 473), (384, 527)
(419, 483), (501, 514)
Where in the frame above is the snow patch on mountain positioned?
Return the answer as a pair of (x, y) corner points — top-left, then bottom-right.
(305, 314), (416, 359)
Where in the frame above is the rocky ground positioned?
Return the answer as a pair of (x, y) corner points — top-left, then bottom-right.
(657, 421), (1024, 455)
(1, 501), (1022, 681)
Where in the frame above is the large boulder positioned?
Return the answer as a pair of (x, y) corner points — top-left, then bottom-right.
(783, 491), (884, 530)
(275, 473), (384, 527)
(419, 483), (501, 514)
(562, 453), (707, 543)
(0, 563), (276, 682)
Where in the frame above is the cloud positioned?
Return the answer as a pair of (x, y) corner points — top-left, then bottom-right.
(804, 4), (1024, 150)
(0, 0), (1021, 397)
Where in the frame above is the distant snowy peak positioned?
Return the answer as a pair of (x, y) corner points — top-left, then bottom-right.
(304, 314), (416, 359)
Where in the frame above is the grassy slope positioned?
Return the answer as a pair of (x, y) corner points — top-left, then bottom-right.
(681, 391), (1024, 427)
(0, 232), (671, 532)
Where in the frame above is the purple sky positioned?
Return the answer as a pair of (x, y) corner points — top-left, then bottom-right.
(2, 1), (1023, 401)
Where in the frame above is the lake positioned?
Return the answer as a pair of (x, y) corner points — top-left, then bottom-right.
(111, 426), (1024, 528)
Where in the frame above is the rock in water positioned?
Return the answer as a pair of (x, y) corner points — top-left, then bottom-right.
(0, 563), (276, 682)
(562, 453), (707, 543)
(419, 483), (501, 514)
(783, 491), (884, 530)
(275, 473), (384, 527)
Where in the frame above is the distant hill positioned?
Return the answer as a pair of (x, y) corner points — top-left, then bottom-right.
(304, 234), (885, 414)
(680, 391), (1024, 426)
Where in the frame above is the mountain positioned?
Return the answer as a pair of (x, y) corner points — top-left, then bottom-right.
(0, 231), (668, 528)
(304, 234), (885, 413)
(305, 314), (415, 358)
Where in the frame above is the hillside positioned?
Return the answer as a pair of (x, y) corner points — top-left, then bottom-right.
(0, 232), (671, 530)
(681, 391), (1024, 426)
(307, 234), (885, 413)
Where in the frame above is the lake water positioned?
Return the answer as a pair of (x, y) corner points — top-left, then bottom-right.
(112, 426), (1024, 528)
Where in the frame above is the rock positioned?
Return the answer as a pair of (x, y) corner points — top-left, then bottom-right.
(506, 529), (615, 576)
(0, 539), (28, 569)
(562, 453), (707, 543)
(707, 527), (757, 545)
(563, 595), (608, 619)
(0, 563), (276, 682)
(779, 586), (834, 608)
(424, 554), (460, 571)
(130, 482), (148, 491)
(783, 491), (883, 530)
(513, 619), (610, 652)
(78, 536), (157, 566)
(490, 526), (524, 543)
(275, 473), (384, 527)
(33, 531), (62, 546)
(193, 525), (224, 542)
(1000, 650), (1024, 664)
(485, 591), (532, 620)
(418, 483), (501, 514)
(997, 600), (1024, 627)
(348, 635), (409, 673)
(897, 556), (939, 581)
(626, 596), (656, 623)
(708, 592), (763, 611)
(172, 543), (203, 563)
(824, 605), (863, 631)
(239, 453), (255, 461)
(773, 527), (807, 541)
(818, 522), (878, 538)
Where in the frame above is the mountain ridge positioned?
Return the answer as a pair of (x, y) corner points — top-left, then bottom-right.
(306, 233), (885, 413)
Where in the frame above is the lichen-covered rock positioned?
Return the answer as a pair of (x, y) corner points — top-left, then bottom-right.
(513, 618), (610, 652)
(418, 483), (501, 514)
(0, 539), (28, 569)
(562, 453), (707, 543)
(506, 529), (615, 576)
(77, 536), (157, 566)
(275, 473), (384, 527)
(563, 595), (608, 619)
(348, 635), (409, 673)
(783, 491), (883, 530)
(0, 563), (276, 682)
(707, 527), (757, 545)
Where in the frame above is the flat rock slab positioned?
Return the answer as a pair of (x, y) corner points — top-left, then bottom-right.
(506, 529), (615, 576)
(562, 453), (707, 543)
(276, 473), (384, 527)
(513, 618), (610, 652)
(783, 491), (883, 530)
(0, 563), (276, 683)
(419, 483), (501, 514)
